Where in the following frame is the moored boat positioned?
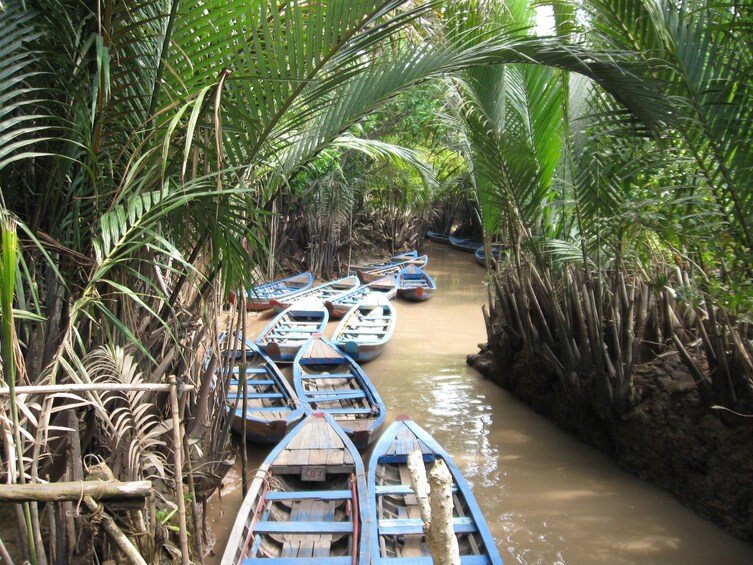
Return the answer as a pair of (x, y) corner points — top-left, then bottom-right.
(221, 339), (305, 444)
(235, 271), (314, 311)
(270, 275), (360, 314)
(255, 299), (329, 362)
(330, 294), (397, 362)
(221, 412), (370, 564)
(356, 255), (429, 284)
(425, 230), (451, 244)
(474, 244), (506, 266)
(348, 250), (419, 274)
(367, 416), (503, 564)
(396, 264), (436, 302)
(325, 276), (398, 319)
(293, 335), (386, 449)
(449, 235), (483, 253)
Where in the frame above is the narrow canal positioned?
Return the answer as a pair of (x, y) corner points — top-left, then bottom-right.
(206, 241), (753, 564)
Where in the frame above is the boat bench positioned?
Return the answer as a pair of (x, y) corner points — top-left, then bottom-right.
(229, 379), (275, 387)
(378, 516), (476, 535)
(253, 520), (354, 534)
(377, 557), (492, 564)
(265, 489), (351, 501)
(300, 372), (355, 379)
(241, 558), (352, 564)
(222, 367), (267, 375)
(320, 407), (374, 415)
(227, 392), (284, 400)
(376, 484), (458, 496)
(233, 406), (293, 414)
(303, 390), (366, 401)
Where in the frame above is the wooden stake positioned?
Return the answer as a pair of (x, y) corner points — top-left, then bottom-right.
(168, 375), (191, 565)
(82, 496), (147, 565)
(0, 480), (151, 503)
(427, 460), (460, 565)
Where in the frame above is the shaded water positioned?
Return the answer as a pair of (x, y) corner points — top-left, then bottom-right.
(206, 241), (753, 564)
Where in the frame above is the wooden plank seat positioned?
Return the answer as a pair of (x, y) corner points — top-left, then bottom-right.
(317, 407), (374, 415)
(235, 406), (294, 413)
(241, 558), (352, 564)
(229, 379), (276, 386)
(227, 392), (285, 400)
(221, 367), (268, 375)
(378, 517), (476, 536)
(373, 557), (491, 564)
(298, 373), (355, 379)
(375, 484), (458, 496)
(303, 390), (366, 401)
(253, 521), (354, 534)
(265, 490), (352, 501)
(273, 327), (323, 333)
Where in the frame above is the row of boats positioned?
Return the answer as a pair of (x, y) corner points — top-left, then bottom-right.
(425, 231), (506, 265)
(217, 250), (503, 564)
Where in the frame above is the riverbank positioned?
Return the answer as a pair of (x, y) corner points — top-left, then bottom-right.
(468, 340), (753, 544)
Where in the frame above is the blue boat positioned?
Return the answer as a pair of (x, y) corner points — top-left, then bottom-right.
(474, 244), (506, 266)
(367, 416), (503, 564)
(425, 230), (451, 244)
(218, 336), (305, 444)
(396, 265), (436, 302)
(349, 250), (419, 274)
(293, 335), (386, 449)
(449, 236), (483, 253)
(255, 299), (329, 362)
(269, 275), (360, 313)
(325, 275), (398, 319)
(221, 412), (370, 564)
(356, 255), (429, 284)
(235, 271), (314, 311)
(330, 294), (397, 363)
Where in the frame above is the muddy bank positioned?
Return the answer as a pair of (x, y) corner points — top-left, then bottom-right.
(468, 341), (753, 544)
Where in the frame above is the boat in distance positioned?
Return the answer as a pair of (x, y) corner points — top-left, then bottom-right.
(348, 250), (419, 274)
(233, 271), (314, 311)
(396, 264), (436, 302)
(449, 235), (483, 253)
(293, 335), (386, 449)
(367, 416), (503, 564)
(425, 230), (451, 244)
(220, 412), (370, 564)
(269, 275), (360, 313)
(331, 293), (397, 362)
(355, 255), (429, 284)
(475, 244), (506, 266)
(218, 336), (305, 444)
(325, 275), (398, 319)
(255, 299), (329, 362)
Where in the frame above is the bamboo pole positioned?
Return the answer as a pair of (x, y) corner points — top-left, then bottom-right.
(168, 375), (191, 565)
(82, 496), (147, 565)
(0, 481), (151, 503)
(0, 383), (195, 396)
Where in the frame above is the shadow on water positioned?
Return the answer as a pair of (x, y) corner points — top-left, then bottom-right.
(205, 240), (753, 564)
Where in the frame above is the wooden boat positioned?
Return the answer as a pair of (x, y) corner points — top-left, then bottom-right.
(348, 250), (419, 274)
(330, 294), (397, 363)
(235, 271), (315, 311)
(356, 255), (429, 284)
(270, 275), (360, 314)
(325, 276), (398, 319)
(221, 412), (370, 564)
(425, 230), (451, 244)
(255, 299), (329, 363)
(221, 338), (306, 444)
(449, 235), (483, 253)
(396, 265), (436, 302)
(367, 416), (503, 564)
(293, 335), (386, 450)
(474, 244), (506, 266)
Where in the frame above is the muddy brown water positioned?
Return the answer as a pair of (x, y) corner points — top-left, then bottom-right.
(205, 241), (753, 564)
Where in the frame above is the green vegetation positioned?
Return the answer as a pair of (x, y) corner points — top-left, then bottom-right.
(1, 0), (751, 561)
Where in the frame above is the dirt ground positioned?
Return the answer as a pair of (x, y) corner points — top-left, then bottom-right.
(467, 342), (753, 543)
